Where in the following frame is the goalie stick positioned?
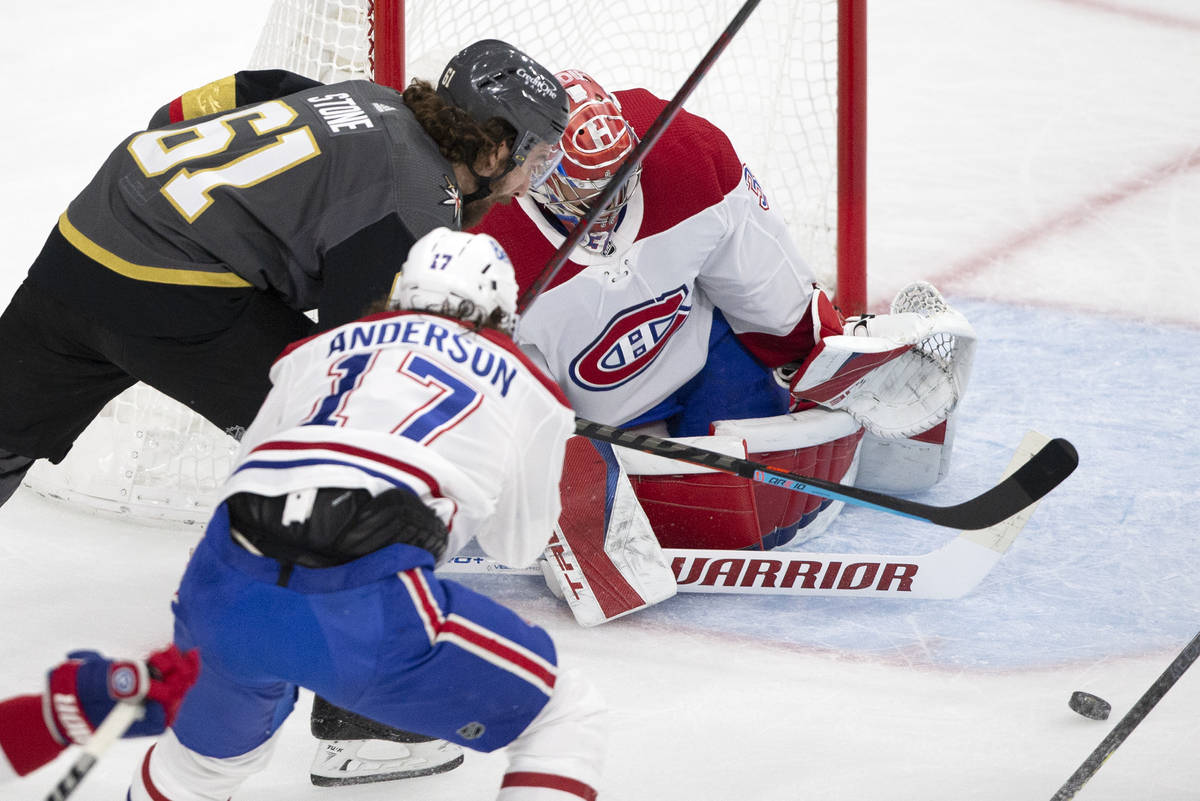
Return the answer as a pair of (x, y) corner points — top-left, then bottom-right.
(1049, 629), (1200, 801)
(438, 430), (1047, 600)
(43, 701), (142, 801)
(574, 418), (1077, 531)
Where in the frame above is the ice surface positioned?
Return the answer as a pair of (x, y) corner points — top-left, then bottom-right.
(1, 1), (1199, 799)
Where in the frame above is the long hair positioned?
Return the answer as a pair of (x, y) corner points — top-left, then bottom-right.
(403, 79), (516, 169)
(365, 296), (511, 334)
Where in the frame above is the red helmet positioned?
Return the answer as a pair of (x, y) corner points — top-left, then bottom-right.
(530, 70), (642, 256)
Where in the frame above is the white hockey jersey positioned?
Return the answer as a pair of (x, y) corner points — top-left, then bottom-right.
(476, 88), (819, 426)
(220, 311), (575, 568)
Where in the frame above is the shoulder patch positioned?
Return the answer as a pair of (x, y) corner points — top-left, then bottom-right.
(742, 164), (770, 211)
(440, 176), (462, 226)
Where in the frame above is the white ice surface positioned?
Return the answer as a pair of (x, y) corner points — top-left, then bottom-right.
(2, 1), (1200, 799)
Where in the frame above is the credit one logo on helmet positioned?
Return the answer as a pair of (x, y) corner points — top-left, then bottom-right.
(569, 286), (691, 390)
(517, 67), (559, 99)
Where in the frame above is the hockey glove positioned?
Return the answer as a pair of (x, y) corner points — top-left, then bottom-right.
(45, 644), (199, 744)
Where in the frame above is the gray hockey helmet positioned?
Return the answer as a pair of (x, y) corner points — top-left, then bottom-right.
(437, 39), (569, 186)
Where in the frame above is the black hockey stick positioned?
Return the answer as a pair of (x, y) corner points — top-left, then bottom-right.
(1049, 630), (1200, 801)
(517, 0), (764, 312)
(574, 418), (1078, 530)
(44, 702), (142, 801)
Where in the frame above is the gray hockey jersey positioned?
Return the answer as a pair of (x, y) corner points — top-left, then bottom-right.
(34, 80), (463, 334)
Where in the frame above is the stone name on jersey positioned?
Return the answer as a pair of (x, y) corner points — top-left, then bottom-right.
(305, 92), (376, 134)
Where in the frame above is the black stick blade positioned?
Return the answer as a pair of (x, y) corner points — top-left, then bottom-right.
(927, 437), (1079, 529)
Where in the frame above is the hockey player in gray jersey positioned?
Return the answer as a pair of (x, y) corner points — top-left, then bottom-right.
(0, 39), (567, 511)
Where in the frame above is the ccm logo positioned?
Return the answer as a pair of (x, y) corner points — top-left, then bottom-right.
(569, 286), (690, 390)
(672, 556), (918, 592)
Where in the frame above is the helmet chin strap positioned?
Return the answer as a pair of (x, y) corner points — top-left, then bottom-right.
(463, 158), (518, 204)
(462, 168), (493, 204)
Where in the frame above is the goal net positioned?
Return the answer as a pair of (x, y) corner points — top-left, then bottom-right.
(22, 0), (866, 524)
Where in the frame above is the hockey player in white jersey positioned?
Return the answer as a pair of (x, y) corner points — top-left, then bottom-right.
(127, 228), (605, 801)
(470, 67), (974, 623)
(475, 70), (976, 627)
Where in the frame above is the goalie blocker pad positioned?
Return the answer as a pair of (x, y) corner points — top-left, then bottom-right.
(856, 415), (958, 493)
(622, 408), (864, 551)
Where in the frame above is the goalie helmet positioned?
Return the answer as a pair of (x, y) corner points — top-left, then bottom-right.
(390, 228), (519, 334)
(530, 69), (642, 256)
(437, 39), (569, 188)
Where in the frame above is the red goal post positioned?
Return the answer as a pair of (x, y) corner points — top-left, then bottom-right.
(21, 0), (868, 525)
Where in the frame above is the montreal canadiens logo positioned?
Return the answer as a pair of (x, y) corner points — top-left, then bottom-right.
(109, 664), (140, 699)
(569, 286), (691, 390)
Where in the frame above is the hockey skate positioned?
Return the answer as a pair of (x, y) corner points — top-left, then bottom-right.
(310, 736), (465, 786)
(309, 696), (464, 786)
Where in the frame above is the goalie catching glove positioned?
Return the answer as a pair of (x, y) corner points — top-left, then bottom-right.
(780, 281), (976, 439)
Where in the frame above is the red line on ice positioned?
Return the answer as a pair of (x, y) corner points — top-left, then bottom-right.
(930, 147), (1200, 294)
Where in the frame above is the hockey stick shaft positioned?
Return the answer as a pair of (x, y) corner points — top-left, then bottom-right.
(574, 418), (1078, 530)
(44, 702), (142, 801)
(516, 0), (763, 312)
(1049, 630), (1200, 801)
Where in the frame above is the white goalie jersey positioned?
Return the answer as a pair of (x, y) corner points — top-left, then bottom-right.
(219, 311), (575, 569)
(477, 87), (819, 427)
(509, 177), (814, 426)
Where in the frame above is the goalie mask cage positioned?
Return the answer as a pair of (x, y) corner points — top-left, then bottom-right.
(21, 0), (867, 524)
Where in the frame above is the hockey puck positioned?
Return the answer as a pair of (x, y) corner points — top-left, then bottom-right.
(1068, 691), (1111, 721)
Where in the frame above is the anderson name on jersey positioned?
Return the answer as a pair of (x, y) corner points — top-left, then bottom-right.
(222, 311), (574, 569)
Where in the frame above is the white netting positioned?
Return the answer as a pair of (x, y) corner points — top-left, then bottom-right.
(889, 280), (975, 384)
(24, 385), (239, 526)
(249, 0), (373, 83)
